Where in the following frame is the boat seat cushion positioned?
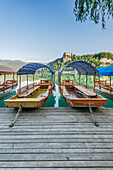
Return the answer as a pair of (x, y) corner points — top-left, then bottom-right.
(74, 85), (97, 97)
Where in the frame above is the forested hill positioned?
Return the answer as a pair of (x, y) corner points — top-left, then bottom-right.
(0, 59), (26, 71)
(48, 52), (113, 72)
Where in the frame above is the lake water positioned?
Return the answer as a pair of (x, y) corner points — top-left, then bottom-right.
(0, 73), (113, 108)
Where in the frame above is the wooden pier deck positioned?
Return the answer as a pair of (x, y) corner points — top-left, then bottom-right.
(0, 107), (113, 169)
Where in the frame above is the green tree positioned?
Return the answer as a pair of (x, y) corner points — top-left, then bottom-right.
(73, 0), (113, 29)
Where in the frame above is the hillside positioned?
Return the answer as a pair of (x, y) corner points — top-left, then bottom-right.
(0, 59), (26, 71)
(48, 52), (113, 72)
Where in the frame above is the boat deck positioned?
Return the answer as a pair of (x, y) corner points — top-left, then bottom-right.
(0, 107), (113, 169)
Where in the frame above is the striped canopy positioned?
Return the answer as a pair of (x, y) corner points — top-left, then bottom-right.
(0, 65), (17, 75)
(58, 61), (99, 76)
(17, 63), (55, 75)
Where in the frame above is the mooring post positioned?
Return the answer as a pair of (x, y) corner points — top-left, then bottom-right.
(9, 105), (22, 127)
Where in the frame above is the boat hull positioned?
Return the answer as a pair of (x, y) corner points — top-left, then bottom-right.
(5, 81), (54, 108)
(96, 88), (113, 100)
(0, 89), (16, 100)
(59, 84), (107, 107)
(5, 96), (48, 108)
(63, 96), (107, 107)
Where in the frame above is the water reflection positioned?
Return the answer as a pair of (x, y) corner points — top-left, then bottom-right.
(0, 73), (113, 108)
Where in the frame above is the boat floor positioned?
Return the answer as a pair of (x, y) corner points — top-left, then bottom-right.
(67, 90), (83, 99)
(15, 89), (48, 101)
(31, 89), (47, 98)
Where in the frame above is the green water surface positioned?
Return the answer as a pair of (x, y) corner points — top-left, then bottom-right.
(0, 73), (113, 108)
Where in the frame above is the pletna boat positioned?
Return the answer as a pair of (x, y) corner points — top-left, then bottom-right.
(58, 61), (107, 108)
(96, 65), (113, 100)
(5, 63), (55, 108)
(0, 65), (17, 100)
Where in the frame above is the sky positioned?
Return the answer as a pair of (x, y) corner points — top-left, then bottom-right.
(0, 0), (113, 62)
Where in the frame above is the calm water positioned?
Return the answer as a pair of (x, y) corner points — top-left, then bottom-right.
(0, 73), (113, 108)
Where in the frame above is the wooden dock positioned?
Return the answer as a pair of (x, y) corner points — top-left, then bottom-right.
(0, 107), (113, 169)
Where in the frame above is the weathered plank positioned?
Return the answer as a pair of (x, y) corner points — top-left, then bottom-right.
(0, 161), (113, 168)
(0, 107), (113, 168)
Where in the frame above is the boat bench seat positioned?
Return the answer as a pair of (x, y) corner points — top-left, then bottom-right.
(18, 86), (40, 98)
(41, 86), (52, 97)
(74, 85), (97, 97)
(61, 86), (70, 96)
(41, 90), (49, 97)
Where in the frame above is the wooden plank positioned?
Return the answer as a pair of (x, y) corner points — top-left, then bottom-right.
(0, 134), (113, 140)
(0, 142), (113, 149)
(0, 107), (113, 168)
(0, 138), (113, 143)
(0, 131), (113, 135)
(1, 148), (113, 154)
(0, 153), (113, 161)
(0, 161), (113, 168)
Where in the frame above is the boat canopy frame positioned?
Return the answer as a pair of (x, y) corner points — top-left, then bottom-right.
(58, 61), (99, 92)
(58, 61), (99, 76)
(97, 65), (113, 93)
(0, 65), (17, 93)
(17, 63), (55, 93)
(17, 63), (55, 75)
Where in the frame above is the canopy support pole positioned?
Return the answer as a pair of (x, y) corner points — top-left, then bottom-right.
(58, 75), (61, 85)
(51, 73), (53, 81)
(79, 75), (80, 85)
(27, 74), (28, 89)
(110, 76), (111, 93)
(12, 73), (14, 89)
(86, 74), (87, 88)
(99, 76), (101, 89)
(3, 74), (6, 92)
(19, 75), (21, 94)
(9, 105), (22, 127)
(17, 75), (18, 85)
(33, 74), (34, 85)
(94, 76), (96, 92)
(89, 104), (99, 127)
(54, 74), (55, 83)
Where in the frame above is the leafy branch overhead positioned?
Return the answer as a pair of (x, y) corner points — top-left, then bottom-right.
(73, 0), (113, 29)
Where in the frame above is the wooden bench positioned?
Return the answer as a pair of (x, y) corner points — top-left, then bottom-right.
(18, 85), (40, 98)
(74, 85), (97, 97)
(61, 86), (70, 96)
(18, 86), (40, 98)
